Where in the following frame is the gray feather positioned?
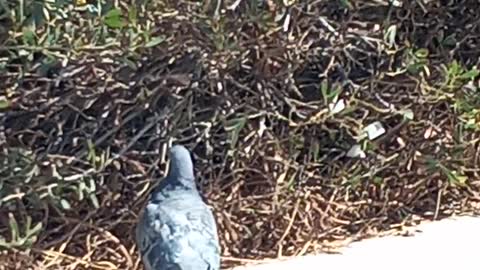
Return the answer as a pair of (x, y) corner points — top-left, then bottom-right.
(136, 145), (220, 270)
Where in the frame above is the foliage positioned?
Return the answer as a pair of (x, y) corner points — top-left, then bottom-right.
(1, 0), (480, 269)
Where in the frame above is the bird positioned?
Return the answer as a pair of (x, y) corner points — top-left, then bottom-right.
(135, 145), (221, 270)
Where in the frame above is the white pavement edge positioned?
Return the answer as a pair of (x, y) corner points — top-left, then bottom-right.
(229, 215), (480, 270)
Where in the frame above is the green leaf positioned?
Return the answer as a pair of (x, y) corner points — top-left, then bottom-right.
(47, 185), (57, 198)
(320, 81), (341, 105)
(448, 60), (461, 76)
(89, 193), (100, 209)
(8, 213), (19, 242)
(459, 69), (479, 80)
(348, 174), (361, 187)
(88, 178), (96, 192)
(442, 34), (456, 46)
(373, 176), (383, 185)
(415, 48), (429, 58)
(0, 96), (11, 109)
(399, 109), (414, 120)
(103, 8), (126, 28)
(22, 27), (36, 45)
(339, 0), (351, 9)
(310, 140), (320, 161)
(104, 8), (122, 19)
(0, 236), (8, 248)
(24, 215), (41, 240)
(60, 198), (71, 210)
(425, 157), (438, 171)
(224, 117), (247, 148)
(87, 139), (96, 164)
(78, 181), (86, 201)
(320, 81), (328, 103)
(128, 6), (137, 23)
(384, 25), (397, 48)
(464, 118), (477, 130)
(121, 57), (137, 70)
(454, 174), (468, 185)
(105, 16), (126, 28)
(145, 36), (165, 48)
(28, 221), (42, 238)
(407, 62), (423, 74)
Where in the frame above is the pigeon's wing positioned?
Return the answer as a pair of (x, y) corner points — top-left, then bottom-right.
(136, 193), (220, 270)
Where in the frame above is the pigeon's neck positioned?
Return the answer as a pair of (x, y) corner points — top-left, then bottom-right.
(150, 175), (199, 200)
(151, 150), (199, 198)
(169, 161), (195, 180)
(166, 174), (198, 190)
(151, 164), (199, 196)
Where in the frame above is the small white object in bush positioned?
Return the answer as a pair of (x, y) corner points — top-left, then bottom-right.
(347, 144), (366, 158)
(363, 121), (386, 140)
(328, 99), (346, 114)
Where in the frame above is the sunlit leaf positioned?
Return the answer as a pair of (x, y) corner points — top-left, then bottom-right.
(103, 8), (126, 28)
(60, 198), (71, 210)
(22, 27), (36, 45)
(128, 6), (137, 24)
(145, 36), (165, 48)
(89, 193), (100, 209)
(459, 69), (479, 80)
(0, 96), (11, 109)
(8, 213), (19, 242)
(415, 48), (429, 58)
(104, 8), (122, 19)
(224, 117), (247, 148)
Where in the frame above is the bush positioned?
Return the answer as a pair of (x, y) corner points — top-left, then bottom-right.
(1, 0), (480, 269)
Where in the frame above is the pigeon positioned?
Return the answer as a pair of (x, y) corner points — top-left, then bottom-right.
(135, 145), (220, 270)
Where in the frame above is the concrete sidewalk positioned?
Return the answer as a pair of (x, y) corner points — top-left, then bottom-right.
(231, 215), (480, 270)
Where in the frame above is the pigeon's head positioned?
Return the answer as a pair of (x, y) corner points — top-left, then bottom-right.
(167, 145), (195, 180)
